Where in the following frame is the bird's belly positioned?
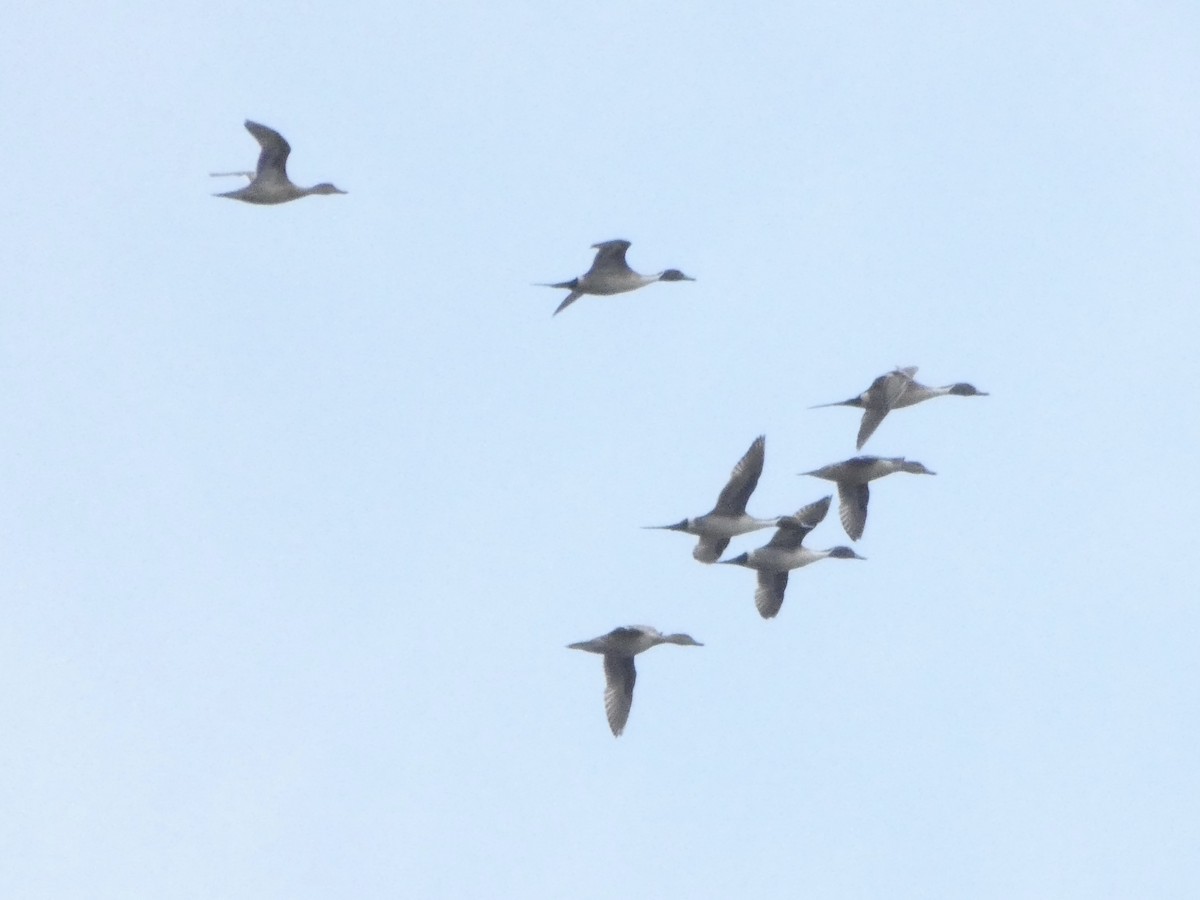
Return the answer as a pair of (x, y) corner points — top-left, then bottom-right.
(695, 515), (770, 538)
(754, 547), (819, 572)
(579, 273), (646, 295)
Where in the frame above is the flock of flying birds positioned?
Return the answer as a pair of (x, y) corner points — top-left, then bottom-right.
(213, 120), (988, 737)
(570, 363), (986, 736)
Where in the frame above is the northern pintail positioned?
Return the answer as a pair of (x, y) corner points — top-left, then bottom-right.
(212, 120), (346, 205)
(812, 366), (988, 450)
(568, 626), (702, 737)
(717, 496), (864, 618)
(800, 456), (935, 541)
(539, 239), (694, 315)
(645, 435), (782, 563)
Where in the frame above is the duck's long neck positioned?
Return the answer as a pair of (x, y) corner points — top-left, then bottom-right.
(750, 515), (784, 528)
(901, 383), (946, 404)
(662, 634), (699, 646)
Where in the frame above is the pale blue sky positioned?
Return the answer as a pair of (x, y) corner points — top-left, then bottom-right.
(3, 1), (1199, 897)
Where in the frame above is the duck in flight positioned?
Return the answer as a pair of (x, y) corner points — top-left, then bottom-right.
(645, 435), (783, 563)
(212, 120), (346, 205)
(539, 239), (694, 315)
(800, 456), (935, 541)
(717, 496), (864, 619)
(568, 626), (702, 737)
(812, 366), (988, 450)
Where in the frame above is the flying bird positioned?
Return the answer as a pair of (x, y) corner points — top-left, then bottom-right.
(812, 366), (988, 450)
(644, 435), (782, 563)
(212, 120), (346, 205)
(717, 496), (864, 618)
(539, 240), (694, 316)
(800, 456), (935, 541)
(568, 626), (702, 737)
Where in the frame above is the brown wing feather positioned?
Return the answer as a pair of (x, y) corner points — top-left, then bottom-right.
(693, 535), (731, 563)
(837, 482), (869, 541)
(553, 291), (584, 315)
(602, 655), (637, 736)
(755, 571), (789, 618)
(713, 435), (765, 515)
